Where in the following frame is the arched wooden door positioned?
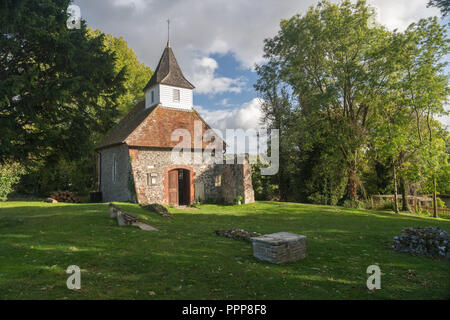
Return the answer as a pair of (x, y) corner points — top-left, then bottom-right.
(168, 169), (179, 206)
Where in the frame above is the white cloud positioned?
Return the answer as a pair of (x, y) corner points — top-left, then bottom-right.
(190, 57), (245, 94)
(368, 0), (441, 31)
(234, 99), (265, 130)
(196, 98), (265, 154)
(196, 98), (264, 131)
(195, 105), (233, 130)
(76, 0), (441, 73)
(215, 98), (237, 108)
(438, 104), (450, 130)
(75, 0), (313, 70)
(438, 114), (450, 129)
(113, 0), (147, 11)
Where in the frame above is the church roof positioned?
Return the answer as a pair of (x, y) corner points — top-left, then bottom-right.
(95, 100), (154, 150)
(143, 44), (195, 91)
(95, 102), (219, 151)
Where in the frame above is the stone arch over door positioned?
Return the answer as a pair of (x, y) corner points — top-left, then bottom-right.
(163, 165), (194, 205)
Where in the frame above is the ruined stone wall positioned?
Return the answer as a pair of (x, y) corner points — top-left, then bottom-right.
(129, 147), (223, 204)
(242, 160), (255, 204)
(99, 144), (133, 203)
(222, 158), (255, 204)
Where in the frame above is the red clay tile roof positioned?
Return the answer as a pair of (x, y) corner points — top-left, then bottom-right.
(95, 102), (221, 151)
(95, 100), (154, 150)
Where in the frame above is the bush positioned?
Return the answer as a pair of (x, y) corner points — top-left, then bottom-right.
(417, 209), (431, 217)
(437, 197), (446, 208)
(307, 192), (329, 205)
(18, 157), (94, 196)
(234, 196), (243, 204)
(342, 199), (365, 209)
(0, 162), (26, 201)
(375, 199), (395, 211)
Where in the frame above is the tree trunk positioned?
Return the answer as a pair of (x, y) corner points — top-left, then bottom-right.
(393, 166), (399, 214)
(432, 172), (438, 218)
(346, 162), (358, 201)
(400, 177), (409, 212)
(278, 153), (289, 202)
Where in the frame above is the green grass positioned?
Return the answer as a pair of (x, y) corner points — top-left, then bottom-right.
(0, 201), (448, 300)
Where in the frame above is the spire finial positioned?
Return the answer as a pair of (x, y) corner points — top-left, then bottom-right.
(167, 18), (170, 47)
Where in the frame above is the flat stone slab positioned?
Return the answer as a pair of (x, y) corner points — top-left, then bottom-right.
(250, 232), (306, 245)
(250, 232), (307, 264)
(132, 222), (159, 231)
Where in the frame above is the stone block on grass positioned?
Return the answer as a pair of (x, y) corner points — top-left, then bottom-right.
(250, 232), (307, 264)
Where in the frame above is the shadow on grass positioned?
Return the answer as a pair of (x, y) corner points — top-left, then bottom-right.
(0, 202), (448, 299)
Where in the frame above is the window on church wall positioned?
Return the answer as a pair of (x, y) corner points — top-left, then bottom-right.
(173, 89), (180, 102)
(112, 154), (117, 183)
(147, 173), (157, 186)
(151, 90), (154, 103)
(215, 174), (222, 187)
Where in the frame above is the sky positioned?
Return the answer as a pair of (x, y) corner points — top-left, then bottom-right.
(73, 0), (448, 131)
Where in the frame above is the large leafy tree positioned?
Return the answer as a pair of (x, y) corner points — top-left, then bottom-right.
(87, 28), (152, 119)
(255, 0), (449, 215)
(256, 0), (392, 201)
(370, 17), (448, 216)
(1, 1), (153, 195)
(254, 61), (295, 201)
(0, 0), (125, 164)
(402, 18), (449, 217)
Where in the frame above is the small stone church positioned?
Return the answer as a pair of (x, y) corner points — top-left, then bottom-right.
(95, 40), (254, 206)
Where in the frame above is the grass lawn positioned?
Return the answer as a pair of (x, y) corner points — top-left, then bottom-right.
(0, 201), (448, 300)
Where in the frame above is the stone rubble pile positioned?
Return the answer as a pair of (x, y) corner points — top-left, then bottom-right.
(214, 228), (261, 242)
(392, 227), (450, 259)
(140, 203), (173, 219)
(50, 191), (82, 203)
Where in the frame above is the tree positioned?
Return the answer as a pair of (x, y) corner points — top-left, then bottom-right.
(254, 61), (295, 201)
(256, 0), (392, 202)
(0, 162), (25, 201)
(0, 0), (126, 164)
(402, 18), (449, 217)
(1, 1), (154, 195)
(254, 1), (449, 213)
(87, 28), (152, 119)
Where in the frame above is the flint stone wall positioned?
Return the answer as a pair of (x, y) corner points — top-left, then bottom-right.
(99, 144), (133, 203)
(130, 147), (221, 204)
(99, 146), (255, 205)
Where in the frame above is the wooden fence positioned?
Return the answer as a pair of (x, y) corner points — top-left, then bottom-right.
(371, 194), (450, 216)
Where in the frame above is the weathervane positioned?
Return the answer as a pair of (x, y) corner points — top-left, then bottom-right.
(167, 18), (170, 47)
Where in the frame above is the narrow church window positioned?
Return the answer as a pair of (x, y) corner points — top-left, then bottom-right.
(151, 90), (154, 103)
(112, 154), (117, 183)
(215, 174), (222, 187)
(173, 89), (180, 102)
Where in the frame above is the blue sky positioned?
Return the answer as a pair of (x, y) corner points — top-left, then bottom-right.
(194, 53), (258, 111)
(73, 0), (448, 130)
